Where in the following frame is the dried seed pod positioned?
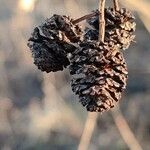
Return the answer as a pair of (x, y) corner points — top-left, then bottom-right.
(86, 8), (136, 50)
(28, 27), (71, 72)
(27, 14), (83, 73)
(70, 40), (128, 112)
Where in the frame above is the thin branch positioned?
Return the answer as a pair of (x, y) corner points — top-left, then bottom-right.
(111, 106), (143, 150)
(99, 0), (106, 42)
(113, 0), (120, 11)
(72, 11), (98, 24)
(78, 113), (98, 150)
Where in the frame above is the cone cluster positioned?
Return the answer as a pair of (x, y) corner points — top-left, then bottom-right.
(28, 7), (136, 112)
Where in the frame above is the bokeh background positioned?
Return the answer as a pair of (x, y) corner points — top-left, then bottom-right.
(0, 0), (150, 150)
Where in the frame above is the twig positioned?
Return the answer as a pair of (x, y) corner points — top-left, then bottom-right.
(78, 113), (98, 150)
(99, 0), (106, 42)
(113, 0), (120, 11)
(111, 106), (143, 150)
(72, 11), (98, 24)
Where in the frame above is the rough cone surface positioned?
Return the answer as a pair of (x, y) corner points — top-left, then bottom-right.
(86, 8), (136, 50)
(70, 40), (128, 112)
(28, 14), (82, 72)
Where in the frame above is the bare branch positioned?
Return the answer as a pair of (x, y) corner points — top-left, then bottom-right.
(111, 106), (143, 150)
(78, 113), (98, 150)
(99, 0), (106, 42)
(72, 12), (98, 24)
(113, 0), (120, 11)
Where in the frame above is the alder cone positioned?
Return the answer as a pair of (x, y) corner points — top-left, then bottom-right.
(86, 8), (136, 50)
(28, 27), (72, 72)
(28, 14), (82, 72)
(70, 41), (128, 112)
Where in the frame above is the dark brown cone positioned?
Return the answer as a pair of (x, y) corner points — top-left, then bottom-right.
(70, 41), (128, 112)
(28, 27), (72, 72)
(86, 8), (136, 50)
(27, 14), (82, 73)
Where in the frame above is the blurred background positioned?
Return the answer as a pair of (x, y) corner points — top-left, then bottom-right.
(0, 0), (149, 150)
